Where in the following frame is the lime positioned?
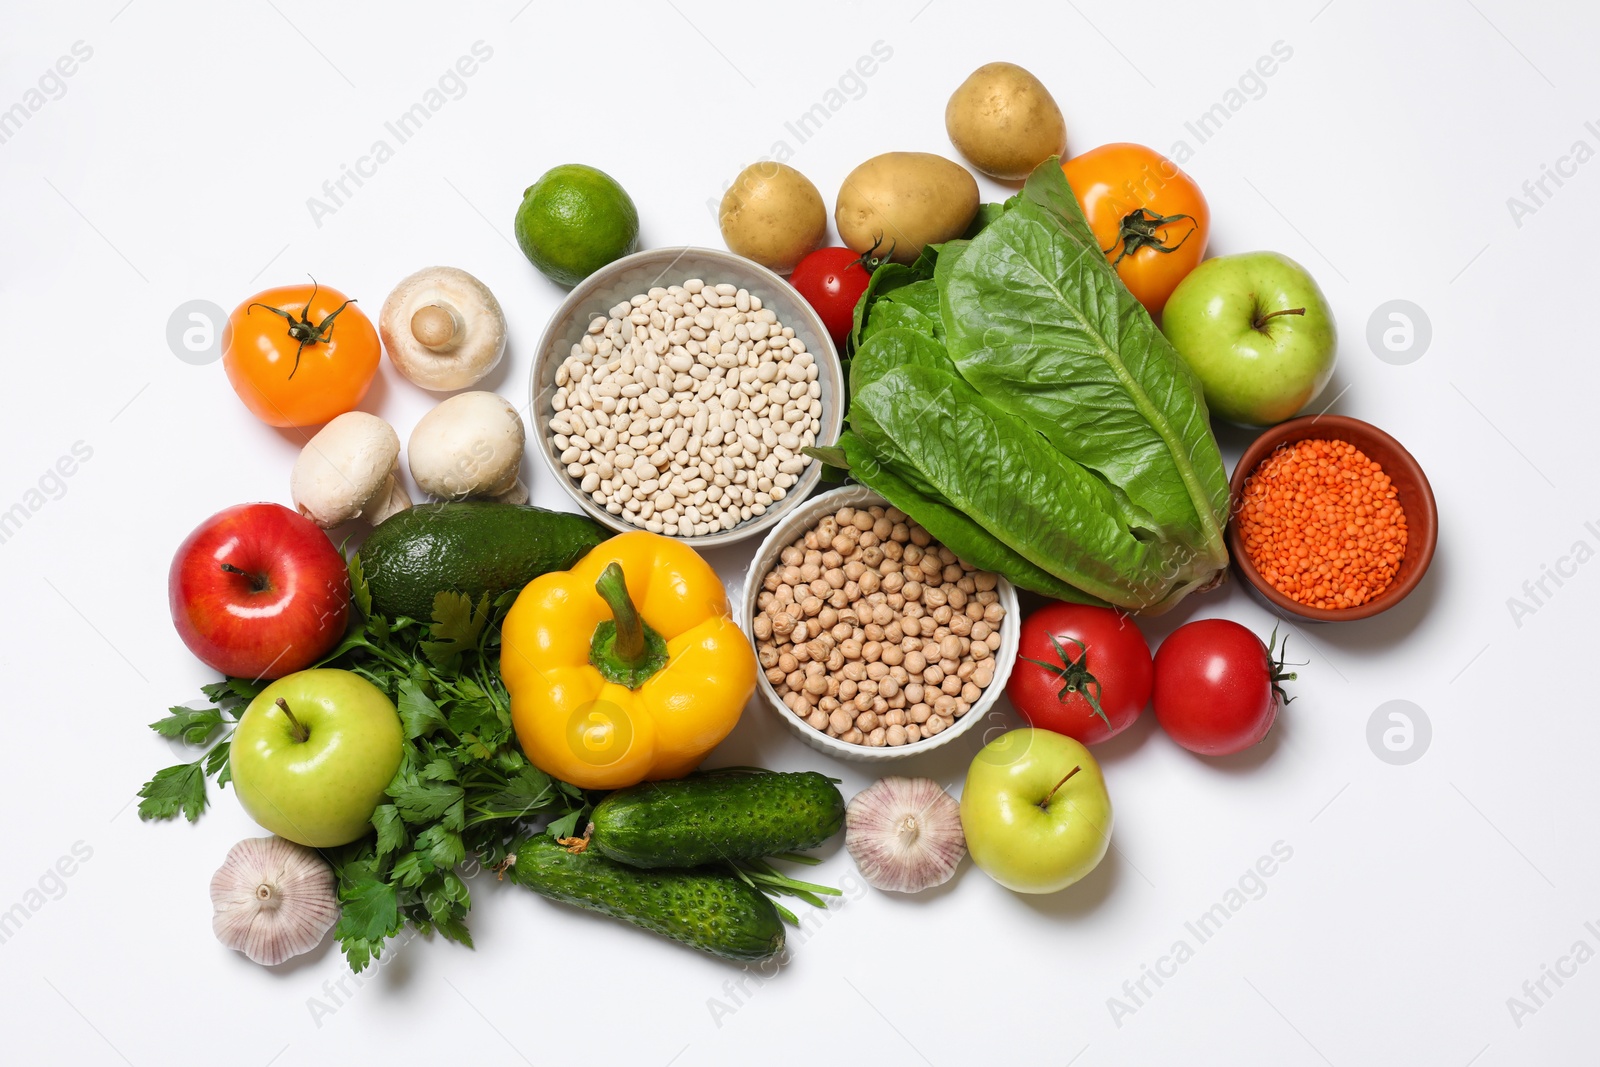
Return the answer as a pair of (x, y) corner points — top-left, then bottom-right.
(513, 164), (640, 288)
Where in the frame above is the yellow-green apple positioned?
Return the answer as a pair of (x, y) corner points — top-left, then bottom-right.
(1161, 251), (1337, 426)
(960, 728), (1113, 893)
(169, 503), (349, 679)
(230, 669), (402, 847)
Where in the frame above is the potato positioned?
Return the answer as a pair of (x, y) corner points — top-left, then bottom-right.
(719, 162), (827, 274)
(834, 152), (979, 264)
(945, 62), (1067, 181)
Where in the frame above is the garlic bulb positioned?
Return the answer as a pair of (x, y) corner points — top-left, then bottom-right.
(845, 777), (966, 893)
(210, 836), (339, 966)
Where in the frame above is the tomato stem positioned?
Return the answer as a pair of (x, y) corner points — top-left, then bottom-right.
(1041, 766), (1082, 808)
(1020, 634), (1110, 727)
(1104, 207), (1197, 267)
(1252, 307), (1306, 331)
(856, 234), (896, 273)
(1266, 627), (1303, 706)
(246, 276), (358, 380)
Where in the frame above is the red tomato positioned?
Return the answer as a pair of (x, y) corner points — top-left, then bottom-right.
(1006, 603), (1152, 745)
(789, 246), (872, 348)
(1152, 620), (1295, 756)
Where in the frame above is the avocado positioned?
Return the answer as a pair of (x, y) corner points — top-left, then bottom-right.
(357, 502), (608, 620)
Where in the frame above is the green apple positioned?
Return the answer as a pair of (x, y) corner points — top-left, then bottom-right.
(960, 728), (1113, 893)
(1162, 251), (1337, 426)
(230, 668), (402, 848)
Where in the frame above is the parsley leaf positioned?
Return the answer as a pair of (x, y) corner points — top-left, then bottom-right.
(419, 591), (490, 668)
(372, 804), (406, 857)
(136, 564), (587, 973)
(397, 679), (448, 739)
(137, 761), (209, 822)
(149, 705), (224, 745)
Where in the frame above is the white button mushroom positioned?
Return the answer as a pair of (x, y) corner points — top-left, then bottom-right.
(379, 266), (507, 392)
(210, 836), (339, 967)
(408, 391), (528, 503)
(290, 411), (412, 528)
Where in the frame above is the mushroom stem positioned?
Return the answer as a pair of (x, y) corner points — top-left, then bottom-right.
(366, 474), (413, 525)
(411, 303), (461, 350)
(275, 698), (311, 744)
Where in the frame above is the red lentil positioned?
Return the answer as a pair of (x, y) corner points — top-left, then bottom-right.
(1238, 438), (1408, 610)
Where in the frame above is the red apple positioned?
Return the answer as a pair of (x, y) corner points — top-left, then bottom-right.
(169, 503), (350, 679)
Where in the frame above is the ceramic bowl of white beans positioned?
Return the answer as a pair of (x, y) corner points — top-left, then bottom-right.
(530, 246), (843, 547)
(741, 485), (1020, 762)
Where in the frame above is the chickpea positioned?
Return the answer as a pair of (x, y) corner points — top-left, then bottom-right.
(886, 724), (908, 746)
(856, 711), (879, 732)
(908, 702), (931, 724)
(881, 645), (904, 667)
(884, 708), (907, 727)
(828, 708), (853, 734)
(806, 708), (828, 731)
(904, 724), (921, 742)
(765, 667), (786, 685)
(867, 727), (887, 747)
(841, 728), (864, 745)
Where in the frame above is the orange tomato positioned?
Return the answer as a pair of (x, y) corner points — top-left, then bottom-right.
(221, 281), (379, 427)
(1062, 143), (1209, 315)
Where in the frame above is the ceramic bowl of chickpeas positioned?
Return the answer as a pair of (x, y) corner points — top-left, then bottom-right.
(741, 485), (1019, 761)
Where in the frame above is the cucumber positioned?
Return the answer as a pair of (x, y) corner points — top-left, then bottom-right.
(357, 502), (607, 621)
(589, 770), (846, 869)
(504, 836), (784, 962)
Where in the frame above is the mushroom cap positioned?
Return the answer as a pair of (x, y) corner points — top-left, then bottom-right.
(291, 411), (407, 527)
(210, 836), (339, 966)
(380, 266), (507, 392)
(408, 391), (526, 500)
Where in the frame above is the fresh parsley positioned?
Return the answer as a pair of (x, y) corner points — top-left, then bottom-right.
(137, 555), (586, 971)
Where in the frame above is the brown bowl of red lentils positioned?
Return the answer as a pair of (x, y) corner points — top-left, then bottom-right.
(1227, 414), (1437, 622)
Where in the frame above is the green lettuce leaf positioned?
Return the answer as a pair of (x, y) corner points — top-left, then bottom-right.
(936, 163), (1229, 608)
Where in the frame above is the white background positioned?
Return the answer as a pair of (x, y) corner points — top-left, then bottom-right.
(3, 1), (1597, 1063)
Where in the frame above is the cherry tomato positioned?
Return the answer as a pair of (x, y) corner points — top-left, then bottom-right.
(1006, 603), (1152, 746)
(1061, 143), (1209, 315)
(222, 280), (379, 427)
(1152, 620), (1295, 756)
(789, 246), (872, 348)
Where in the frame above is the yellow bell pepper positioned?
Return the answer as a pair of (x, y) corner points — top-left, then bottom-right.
(502, 531), (756, 790)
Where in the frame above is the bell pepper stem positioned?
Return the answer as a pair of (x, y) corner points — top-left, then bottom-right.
(595, 562), (646, 665)
(589, 562), (670, 688)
